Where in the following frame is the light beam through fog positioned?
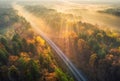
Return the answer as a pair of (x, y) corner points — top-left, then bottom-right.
(12, 1), (120, 81)
(13, 3), (88, 81)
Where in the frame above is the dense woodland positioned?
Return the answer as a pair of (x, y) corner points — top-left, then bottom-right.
(98, 7), (120, 16)
(0, 8), (74, 81)
(25, 5), (120, 81)
(0, 8), (19, 34)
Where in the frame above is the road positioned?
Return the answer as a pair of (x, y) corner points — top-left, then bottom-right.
(13, 4), (88, 81)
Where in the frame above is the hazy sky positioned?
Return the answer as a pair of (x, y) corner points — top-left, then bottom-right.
(67, 0), (120, 3)
(1, 0), (120, 3)
(0, 0), (120, 2)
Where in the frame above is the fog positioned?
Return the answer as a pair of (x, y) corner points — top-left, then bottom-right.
(37, 1), (120, 31)
(1, 0), (120, 30)
(1, 0), (120, 3)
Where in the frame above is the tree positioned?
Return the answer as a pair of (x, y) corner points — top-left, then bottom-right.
(55, 68), (74, 81)
(39, 54), (44, 65)
(8, 65), (19, 81)
(88, 38), (100, 53)
(29, 43), (37, 55)
(17, 57), (27, 71)
(97, 48), (106, 59)
(77, 39), (91, 66)
(0, 48), (9, 65)
(17, 57), (28, 81)
(89, 53), (98, 67)
(26, 60), (40, 81)
(0, 65), (9, 81)
(77, 39), (89, 53)
(0, 37), (7, 46)
(12, 33), (21, 42)
(21, 38), (28, 52)
(12, 42), (20, 55)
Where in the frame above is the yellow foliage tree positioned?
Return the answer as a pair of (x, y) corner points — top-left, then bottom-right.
(35, 36), (45, 46)
(77, 39), (89, 52)
(89, 53), (97, 67)
(20, 52), (30, 62)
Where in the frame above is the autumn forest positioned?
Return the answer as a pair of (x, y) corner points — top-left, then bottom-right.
(0, 0), (120, 81)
